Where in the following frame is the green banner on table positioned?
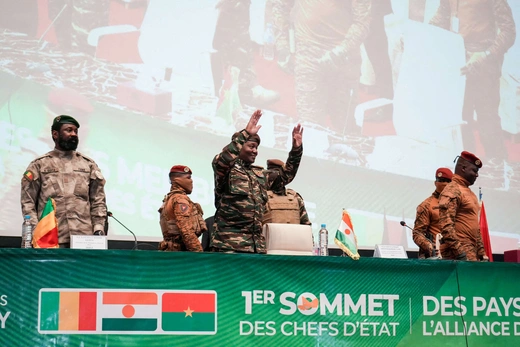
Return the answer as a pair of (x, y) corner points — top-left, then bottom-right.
(0, 249), (519, 346)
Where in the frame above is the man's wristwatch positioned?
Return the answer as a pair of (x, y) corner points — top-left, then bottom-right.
(94, 230), (104, 236)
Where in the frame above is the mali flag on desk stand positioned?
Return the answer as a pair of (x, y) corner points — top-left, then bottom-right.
(334, 209), (360, 260)
(32, 198), (59, 248)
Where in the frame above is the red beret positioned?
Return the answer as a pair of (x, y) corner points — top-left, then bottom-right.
(169, 165), (192, 174)
(267, 159), (285, 169)
(460, 151), (482, 168)
(435, 167), (453, 180)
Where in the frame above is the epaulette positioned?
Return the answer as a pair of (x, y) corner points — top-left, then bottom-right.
(76, 151), (94, 162)
(32, 152), (53, 162)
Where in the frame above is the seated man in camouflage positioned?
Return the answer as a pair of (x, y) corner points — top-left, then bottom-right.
(263, 159), (311, 226)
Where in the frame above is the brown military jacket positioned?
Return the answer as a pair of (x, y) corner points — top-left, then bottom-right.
(438, 174), (485, 261)
(158, 187), (206, 252)
(413, 191), (441, 258)
(21, 149), (106, 244)
(263, 188), (311, 225)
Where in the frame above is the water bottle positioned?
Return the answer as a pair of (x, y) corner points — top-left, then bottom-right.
(319, 224), (328, 256)
(21, 215), (33, 248)
(263, 23), (275, 61)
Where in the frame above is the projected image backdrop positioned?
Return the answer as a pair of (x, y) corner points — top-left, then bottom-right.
(0, 0), (519, 252)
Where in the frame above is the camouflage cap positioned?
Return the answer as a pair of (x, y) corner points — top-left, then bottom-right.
(51, 115), (80, 131)
(459, 151), (482, 168)
(435, 167), (453, 180)
(170, 165), (192, 174)
(231, 131), (261, 145)
(266, 159), (285, 169)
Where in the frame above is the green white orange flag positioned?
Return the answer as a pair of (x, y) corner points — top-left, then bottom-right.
(334, 209), (360, 260)
(33, 198), (58, 248)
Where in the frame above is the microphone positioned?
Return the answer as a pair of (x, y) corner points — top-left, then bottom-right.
(400, 221), (414, 232)
(107, 211), (138, 250)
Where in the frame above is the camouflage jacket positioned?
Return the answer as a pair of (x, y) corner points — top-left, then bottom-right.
(438, 174), (484, 261)
(412, 191), (441, 258)
(21, 149), (106, 244)
(211, 129), (303, 253)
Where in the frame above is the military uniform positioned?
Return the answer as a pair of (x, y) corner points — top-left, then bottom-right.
(413, 191), (441, 259)
(438, 174), (485, 261)
(270, 0), (371, 130)
(263, 188), (311, 225)
(158, 188), (206, 252)
(211, 129), (303, 253)
(21, 149), (107, 245)
(430, 0), (516, 162)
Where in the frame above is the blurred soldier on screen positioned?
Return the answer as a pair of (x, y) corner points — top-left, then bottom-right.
(413, 167), (453, 259)
(158, 165), (206, 252)
(210, 109), (303, 253)
(263, 158), (311, 225)
(438, 151), (488, 262)
(269, 0), (371, 132)
(430, 0), (516, 189)
(21, 115), (107, 248)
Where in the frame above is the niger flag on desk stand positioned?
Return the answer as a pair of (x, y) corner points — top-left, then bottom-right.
(334, 209), (360, 260)
(32, 198), (59, 248)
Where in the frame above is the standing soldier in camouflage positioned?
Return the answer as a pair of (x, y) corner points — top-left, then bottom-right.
(438, 151), (488, 261)
(269, 0), (371, 132)
(21, 115), (107, 248)
(263, 159), (311, 226)
(211, 109), (303, 253)
(413, 167), (453, 259)
(430, 0), (516, 188)
(158, 165), (206, 252)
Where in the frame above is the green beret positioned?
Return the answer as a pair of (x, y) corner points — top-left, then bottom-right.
(51, 115), (80, 131)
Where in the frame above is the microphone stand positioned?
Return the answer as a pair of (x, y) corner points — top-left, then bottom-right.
(400, 221), (440, 259)
(108, 212), (138, 250)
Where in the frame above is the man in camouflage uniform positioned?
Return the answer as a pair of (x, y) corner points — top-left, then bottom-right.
(21, 115), (107, 247)
(263, 158), (311, 225)
(269, 0), (371, 132)
(413, 167), (453, 259)
(430, 0), (516, 186)
(438, 151), (488, 261)
(158, 165), (206, 252)
(210, 109), (303, 253)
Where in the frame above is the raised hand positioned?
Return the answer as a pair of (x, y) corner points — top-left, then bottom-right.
(245, 109), (263, 135)
(292, 123), (303, 148)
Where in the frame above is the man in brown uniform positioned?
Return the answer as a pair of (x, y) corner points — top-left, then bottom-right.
(430, 0), (516, 186)
(21, 115), (107, 247)
(158, 165), (206, 252)
(413, 167), (453, 259)
(438, 151), (488, 261)
(263, 159), (311, 226)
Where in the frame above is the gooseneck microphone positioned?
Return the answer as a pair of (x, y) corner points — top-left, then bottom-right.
(400, 221), (414, 232)
(107, 211), (138, 250)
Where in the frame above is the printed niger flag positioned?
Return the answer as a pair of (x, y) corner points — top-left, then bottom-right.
(162, 291), (217, 334)
(33, 198), (59, 248)
(334, 209), (360, 260)
(39, 290), (97, 332)
(100, 292), (159, 332)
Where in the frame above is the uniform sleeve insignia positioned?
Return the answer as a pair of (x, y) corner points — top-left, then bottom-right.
(179, 203), (189, 213)
(24, 170), (34, 181)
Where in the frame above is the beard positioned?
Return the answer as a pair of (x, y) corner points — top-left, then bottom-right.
(58, 134), (79, 151)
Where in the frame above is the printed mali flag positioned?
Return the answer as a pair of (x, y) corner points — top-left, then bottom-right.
(334, 209), (360, 260)
(100, 291), (159, 332)
(39, 290), (97, 332)
(32, 197), (58, 248)
(162, 291), (217, 334)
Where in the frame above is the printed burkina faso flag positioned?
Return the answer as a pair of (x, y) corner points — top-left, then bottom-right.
(334, 209), (360, 260)
(162, 291), (217, 334)
(39, 290), (97, 332)
(33, 197), (59, 248)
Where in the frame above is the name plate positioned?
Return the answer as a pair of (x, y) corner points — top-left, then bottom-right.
(71, 235), (108, 250)
(373, 244), (408, 259)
